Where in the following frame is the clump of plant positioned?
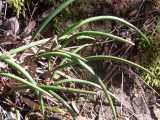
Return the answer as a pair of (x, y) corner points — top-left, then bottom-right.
(6, 0), (24, 17)
(140, 37), (160, 87)
(144, 55), (160, 87)
(0, 0), (152, 120)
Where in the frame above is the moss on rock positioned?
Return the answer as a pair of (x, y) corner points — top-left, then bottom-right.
(140, 19), (160, 88)
(7, 0), (24, 18)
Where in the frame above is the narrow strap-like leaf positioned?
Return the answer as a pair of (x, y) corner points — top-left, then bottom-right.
(60, 16), (149, 44)
(59, 31), (135, 45)
(9, 38), (50, 55)
(86, 55), (153, 76)
(33, 0), (75, 38)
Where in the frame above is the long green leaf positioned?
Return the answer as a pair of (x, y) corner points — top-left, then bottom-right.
(40, 51), (117, 118)
(33, 0), (75, 38)
(0, 72), (76, 119)
(39, 50), (87, 62)
(56, 50), (87, 62)
(39, 95), (45, 114)
(53, 78), (101, 88)
(48, 90), (77, 120)
(40, 85), (96, 94)
(86, 55), (153, 76)
(77, 59), (117, 119)
(53, 56), (153, 77)
(3, 59), (37, 84)
(60, 16), (149, 44)
(0, 73), (51, 97)
(9, 38), (50, 55)
(40, 51), (71, 59)
(59, 45), (86, 65)
(16, 84), (97, 95)
(59, 31), (135, 45)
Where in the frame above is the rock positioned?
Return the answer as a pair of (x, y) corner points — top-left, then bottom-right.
(153, 105), (160, 120)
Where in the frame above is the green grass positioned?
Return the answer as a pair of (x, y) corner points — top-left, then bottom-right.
(7, 0), (24, 18)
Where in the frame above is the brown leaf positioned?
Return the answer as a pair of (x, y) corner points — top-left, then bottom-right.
(0, 17), (20, 44)
(77, 115), (91, 120)
(153, 106), (160, 120)
(22, 97), (39, 111)
(23, 21), (36, 36)
(1, 17), (19, 35)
